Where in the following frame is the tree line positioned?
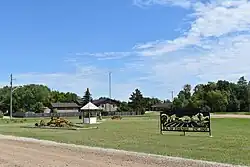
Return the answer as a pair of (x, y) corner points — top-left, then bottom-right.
(0, 84), (161, 114)
(0, 84), (78, 113)
(172, 76), (250, 112)
(0, 76), (249, 113)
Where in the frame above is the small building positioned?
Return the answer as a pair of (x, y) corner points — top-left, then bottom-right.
(151, 102), (173, 112)
(51, 102), (80, 113)
(92, 98), (119, 112)
(80, 102), (100, 124)
(43, 107), (51, 113)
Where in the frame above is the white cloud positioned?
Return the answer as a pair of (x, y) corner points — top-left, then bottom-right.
(7, 61), (145, 101)
(10, 71), (134, 101)
(136, 0), (250, 55)
(3, 0), (250, 101)
(73, 52), (133, 61)
(132, 0), (250, 94)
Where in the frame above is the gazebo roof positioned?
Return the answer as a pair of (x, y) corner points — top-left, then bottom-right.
(81, 102), (100, 110)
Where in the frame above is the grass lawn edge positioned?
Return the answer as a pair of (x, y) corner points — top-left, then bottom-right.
(0, 134), (246, 167)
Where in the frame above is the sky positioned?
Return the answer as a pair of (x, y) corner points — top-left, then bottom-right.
(1, 0), (250, 101)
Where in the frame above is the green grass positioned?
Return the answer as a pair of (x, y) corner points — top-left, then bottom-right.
(0, 116), (249, 166)
(214, 112), (250, 115)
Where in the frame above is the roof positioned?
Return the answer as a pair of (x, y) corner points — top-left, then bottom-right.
(51, 103), (80, 108)
(151, 103), (172, 109)
(92, 98), (119, 106)
(81, 102), (100, 110)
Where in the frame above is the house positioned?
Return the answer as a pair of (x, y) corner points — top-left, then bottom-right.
(151, 102), (173, 111)
(92, 98), (119, 112)
(51, 102), (80, 113)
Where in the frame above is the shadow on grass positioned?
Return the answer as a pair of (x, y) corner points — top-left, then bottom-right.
(160, 132), (212, 138)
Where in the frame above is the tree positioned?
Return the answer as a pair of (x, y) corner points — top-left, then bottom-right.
(143, 97), (162, 111)
(172, 84), (192, 109)
(0, 84), (81, 113)
(129, 89), (145, 115)
(171, 76), (250, 113)
(236, 76), (248, 111)
(117, 101), (131, 112)
(206, 90), (228, 112)
(31, 102), (45, 113)
(183, 84), (192, 100)
(50, 91), (78, 103)
(82, 88), (92, 105)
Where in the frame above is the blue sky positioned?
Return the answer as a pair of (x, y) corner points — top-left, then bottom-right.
(1, 0), (250, 101)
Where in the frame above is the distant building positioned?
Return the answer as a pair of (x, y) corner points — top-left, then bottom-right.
(43, 107), (51, 113)
(51, 102), (80, 113)
(92, 98), (119, 112)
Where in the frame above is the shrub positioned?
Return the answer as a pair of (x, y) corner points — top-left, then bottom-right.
(40, 120), (46, 126)
(111, 116), (122, 120)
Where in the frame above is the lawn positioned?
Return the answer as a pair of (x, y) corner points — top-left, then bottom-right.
(0, 115), (249, 166)
(213, 112), (250, 115)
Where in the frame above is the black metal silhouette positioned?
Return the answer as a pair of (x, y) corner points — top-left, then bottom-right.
(160, 108), (212, 136)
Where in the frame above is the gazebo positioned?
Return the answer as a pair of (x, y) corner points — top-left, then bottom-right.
(80, 102), (100, 124)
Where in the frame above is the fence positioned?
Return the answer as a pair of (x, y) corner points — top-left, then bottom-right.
(13, 112), (81, 118)
(101, 111), (139, 116)
(13, 111), (140, 118)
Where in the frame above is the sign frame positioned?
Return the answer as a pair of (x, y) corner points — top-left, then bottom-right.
(159, 108), (212, 137)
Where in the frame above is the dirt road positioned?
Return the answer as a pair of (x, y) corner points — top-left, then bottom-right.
(0, 135), (245, 167)
(211, 114), (250, 119)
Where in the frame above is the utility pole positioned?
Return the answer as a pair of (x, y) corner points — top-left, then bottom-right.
(109, 72), (112, 113)
(10, 74), (13, 119)
(248, 85), (250, 113)
(171, 91), (174, 101)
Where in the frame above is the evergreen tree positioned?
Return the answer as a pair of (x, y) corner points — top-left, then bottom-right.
(82, 88), (92, 105)
(129, 89), (145, 115)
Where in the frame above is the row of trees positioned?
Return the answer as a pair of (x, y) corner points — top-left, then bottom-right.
(1, 76), (249, 113)
(116, 76), (250, 113)
(0, 84), (78, 113)
(172, 76), (250, 112)
(0, 84), (160, 114)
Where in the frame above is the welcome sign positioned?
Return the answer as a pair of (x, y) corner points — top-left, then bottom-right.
(160, 108), (212, 136)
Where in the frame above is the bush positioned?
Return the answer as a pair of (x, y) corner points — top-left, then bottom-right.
(111, 116), (122, 120)
(40, 120), (46, 126)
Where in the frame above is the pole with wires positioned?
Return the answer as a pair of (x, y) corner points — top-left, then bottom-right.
(109, 72), (112, 113)
(10, 74), (13, 119)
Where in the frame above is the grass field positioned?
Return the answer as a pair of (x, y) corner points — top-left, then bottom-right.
(0, 115), (249, 166)
(213, 112), (250, 115)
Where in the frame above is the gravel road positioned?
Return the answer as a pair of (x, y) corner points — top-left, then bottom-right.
(0, 135), (247, 167)
(211, 114), (250, 119)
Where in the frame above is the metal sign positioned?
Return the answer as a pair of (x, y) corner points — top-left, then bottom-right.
(160, 108), (212, 136)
